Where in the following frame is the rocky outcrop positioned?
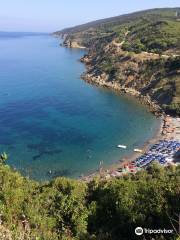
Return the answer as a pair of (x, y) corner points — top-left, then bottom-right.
(63, 39), (86, 49)
(58, 34), (86, 49)
(81, 68), (162, 116)
(54, 32), (86, 49)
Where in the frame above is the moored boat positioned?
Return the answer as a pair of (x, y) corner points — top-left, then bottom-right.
(117, 145), (127, 149)
(134, 148), (143, 153)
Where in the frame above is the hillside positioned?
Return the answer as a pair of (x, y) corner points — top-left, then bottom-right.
(55, 8), (180, 115)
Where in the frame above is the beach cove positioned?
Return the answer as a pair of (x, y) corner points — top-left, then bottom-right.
(0, 32), (161, 180)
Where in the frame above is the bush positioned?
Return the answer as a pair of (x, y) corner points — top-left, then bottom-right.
(0, 163), (179, 239)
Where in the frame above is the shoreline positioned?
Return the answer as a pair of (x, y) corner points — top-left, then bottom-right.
(80, 116), (163, 181)
(78, 57), (179, 181)
(81, 70), (163, 117)
(57, 37), (179, 181)
(81, 114), (180, 182)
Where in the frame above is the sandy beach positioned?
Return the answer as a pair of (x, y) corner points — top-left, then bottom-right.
(162, 116), (180, 141)
(81, 115), (180, 181)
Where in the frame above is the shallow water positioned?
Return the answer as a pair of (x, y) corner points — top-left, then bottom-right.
(0, 33), (160, 180)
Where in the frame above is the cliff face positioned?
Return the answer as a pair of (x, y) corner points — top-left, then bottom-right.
(63, 39), (86, 49)
(81, 43), (180, 115)
(54, 33), (86, 48)
(55, 8), (180, 115)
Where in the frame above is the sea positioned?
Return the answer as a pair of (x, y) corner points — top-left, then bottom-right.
(0, 32), (160, 180)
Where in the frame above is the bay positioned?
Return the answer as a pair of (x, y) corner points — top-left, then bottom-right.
(0, 33), (160, 180)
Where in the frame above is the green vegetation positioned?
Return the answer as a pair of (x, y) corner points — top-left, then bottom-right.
(56, 8), (180, 36)
(57, 8), (180, 54)
(121, 19), (180, 54)
(0, 159), (180, 239)
(140, 56), (180, 115)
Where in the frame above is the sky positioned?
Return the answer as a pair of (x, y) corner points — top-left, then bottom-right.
(0, 0), (179, 32)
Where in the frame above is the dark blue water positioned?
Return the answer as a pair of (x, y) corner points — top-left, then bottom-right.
(0, 32), (160, 180)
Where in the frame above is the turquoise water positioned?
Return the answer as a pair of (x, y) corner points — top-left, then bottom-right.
(0, 33), (160, 180)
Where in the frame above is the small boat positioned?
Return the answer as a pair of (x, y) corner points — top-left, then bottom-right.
(117, 145), (127, 149)
(134, 148), (143, 153)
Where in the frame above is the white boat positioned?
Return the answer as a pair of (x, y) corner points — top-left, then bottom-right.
(117, 145), (127, 149)
(134, 148), (143, 153)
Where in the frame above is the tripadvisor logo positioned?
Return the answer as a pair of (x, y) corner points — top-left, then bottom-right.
(135, 227), (174, 236)
(135, 227), (143, 236)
